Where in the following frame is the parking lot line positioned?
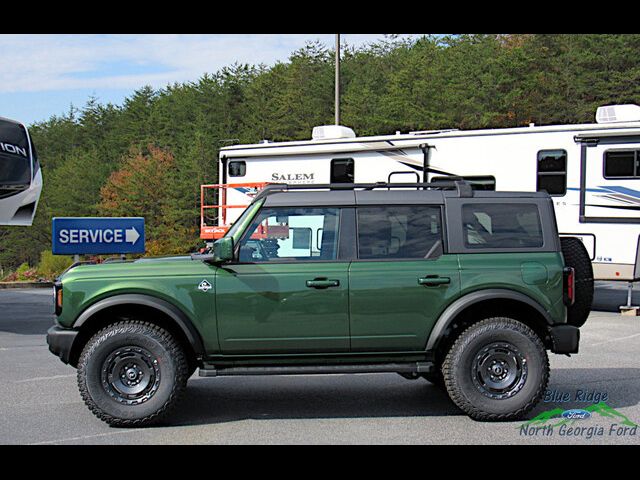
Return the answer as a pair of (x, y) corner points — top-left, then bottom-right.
(29, 428), (145, 445)
(14, 374), (76, 383)
(589, 332), (640, 347)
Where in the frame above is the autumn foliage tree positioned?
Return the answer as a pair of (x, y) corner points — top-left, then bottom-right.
(99, 145), (198, 255)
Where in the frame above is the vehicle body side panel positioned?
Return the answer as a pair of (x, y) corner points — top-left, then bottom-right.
(456, 252), (565, 324)
(57, 260), (219, 352)
(348, 255), (461, 351)
(215, 262), (351, 354)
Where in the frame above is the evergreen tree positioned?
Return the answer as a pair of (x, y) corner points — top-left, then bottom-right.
(4, 35), (640, 272)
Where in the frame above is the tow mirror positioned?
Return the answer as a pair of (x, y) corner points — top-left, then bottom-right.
(213, 237), (234, 262)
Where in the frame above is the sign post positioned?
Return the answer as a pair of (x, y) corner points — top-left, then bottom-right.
(52, 217), (145, 255)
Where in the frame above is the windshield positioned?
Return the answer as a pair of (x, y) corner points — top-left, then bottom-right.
(0, 120), (31, 184)
(226, 198), (265, 243)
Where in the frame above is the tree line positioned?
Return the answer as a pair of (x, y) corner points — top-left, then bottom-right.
(2, 34), (640, 275)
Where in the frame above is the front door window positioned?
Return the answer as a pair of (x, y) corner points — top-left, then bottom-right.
(238, 207), (340, 263)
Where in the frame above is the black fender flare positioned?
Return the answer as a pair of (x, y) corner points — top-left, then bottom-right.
(74, 294), (206, 356)
(425, 289), (553, 351)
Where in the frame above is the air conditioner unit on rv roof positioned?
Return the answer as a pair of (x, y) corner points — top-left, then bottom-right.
(596, 104), (640, 124)
(312, 125), (356, 140)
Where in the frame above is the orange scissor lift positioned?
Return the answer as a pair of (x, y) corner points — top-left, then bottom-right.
(200, 182), (290, 242)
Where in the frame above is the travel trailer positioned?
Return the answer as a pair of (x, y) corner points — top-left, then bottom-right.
(0, 117), (42, 226)
(201, 104), (640, 283)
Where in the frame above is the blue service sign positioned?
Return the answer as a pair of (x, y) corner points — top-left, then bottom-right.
(52, 217), (145, 255)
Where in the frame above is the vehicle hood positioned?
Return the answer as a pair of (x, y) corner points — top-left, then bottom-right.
(59, 255), (215, 282)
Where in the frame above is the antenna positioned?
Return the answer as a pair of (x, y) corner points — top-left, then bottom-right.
(335, 33), (340, 125)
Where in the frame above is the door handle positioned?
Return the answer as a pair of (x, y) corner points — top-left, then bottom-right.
(418, 276), (451, 287)
(306, 279), (340, 289)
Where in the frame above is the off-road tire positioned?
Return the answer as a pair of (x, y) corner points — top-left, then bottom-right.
(560, 237), (594, 328)
(77, 320), (188, 427)
(442, 317), (549, 421)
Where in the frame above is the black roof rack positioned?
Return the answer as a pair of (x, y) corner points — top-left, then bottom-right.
(253, 180), (474, 201)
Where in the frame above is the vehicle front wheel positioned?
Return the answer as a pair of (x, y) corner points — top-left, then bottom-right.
(442, 317), (549, 421)
(77, 320), (188, 427)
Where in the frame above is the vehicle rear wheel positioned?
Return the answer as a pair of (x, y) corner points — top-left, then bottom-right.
(560, 237), (594, 328)
(77, 320), (188, 427)
(442, 317), (549, 421)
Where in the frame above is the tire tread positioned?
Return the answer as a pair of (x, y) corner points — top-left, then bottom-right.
(442, 317), (549, 421)
(77, 320), (188, 427)
(560, 237), (594, 328)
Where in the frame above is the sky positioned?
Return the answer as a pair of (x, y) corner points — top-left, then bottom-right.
(0, 34), (420, 126)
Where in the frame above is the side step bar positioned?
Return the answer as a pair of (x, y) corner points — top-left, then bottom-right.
(199, 362), (434, 377)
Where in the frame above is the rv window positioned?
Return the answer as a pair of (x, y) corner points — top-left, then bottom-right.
(292, 228), (312, 250)
(331, 158), (354, 183)
(357, 206), (442, 260)
(604, 150), (639, 178)
(228, 161), (246, 177)
(536, 150), (566, 196)
(462, 203), (543, 249)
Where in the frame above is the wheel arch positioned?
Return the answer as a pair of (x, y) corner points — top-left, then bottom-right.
(426, 289), (554, 364)
(67, 294), (205, 369)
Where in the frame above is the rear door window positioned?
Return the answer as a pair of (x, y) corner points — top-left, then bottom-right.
(462, 203), (543, 249)
(357, 205), (443, 259)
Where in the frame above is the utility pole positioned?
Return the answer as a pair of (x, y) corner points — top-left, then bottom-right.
(335, 33), (340, 125)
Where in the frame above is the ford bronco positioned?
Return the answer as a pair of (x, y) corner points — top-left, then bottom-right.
(47, 181), (593, 426)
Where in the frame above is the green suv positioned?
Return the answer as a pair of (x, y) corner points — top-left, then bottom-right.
(47, 181), (593, 426)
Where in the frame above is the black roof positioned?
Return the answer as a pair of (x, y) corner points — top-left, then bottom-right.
(259, 181), (550, 207)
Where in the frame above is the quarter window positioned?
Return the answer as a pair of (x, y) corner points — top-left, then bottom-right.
(462, 203), (543, 249)
(604, 150), (640, 178)
(537, 150), (567, 196)
(238, 207), (340, 262)
(357, 206), (442, 260)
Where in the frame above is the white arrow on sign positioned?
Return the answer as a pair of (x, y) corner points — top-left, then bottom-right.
(125, 227), (140, 244)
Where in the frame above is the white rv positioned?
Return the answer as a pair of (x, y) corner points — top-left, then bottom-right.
(204, 104), (640, 282)
(0, 117), (42, 226)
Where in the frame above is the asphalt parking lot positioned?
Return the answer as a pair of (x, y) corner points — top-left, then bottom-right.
(0, 284), (639, 444)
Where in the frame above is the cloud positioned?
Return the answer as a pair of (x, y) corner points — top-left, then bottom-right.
(0, 34), (416, 94)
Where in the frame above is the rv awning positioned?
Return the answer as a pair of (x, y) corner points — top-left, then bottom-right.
(220, 140), (428, 158)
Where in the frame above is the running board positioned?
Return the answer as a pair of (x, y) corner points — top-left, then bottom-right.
(199, 362), (434, 377)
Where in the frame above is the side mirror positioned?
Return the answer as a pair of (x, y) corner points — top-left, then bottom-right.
(213, 237), (234, 262)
